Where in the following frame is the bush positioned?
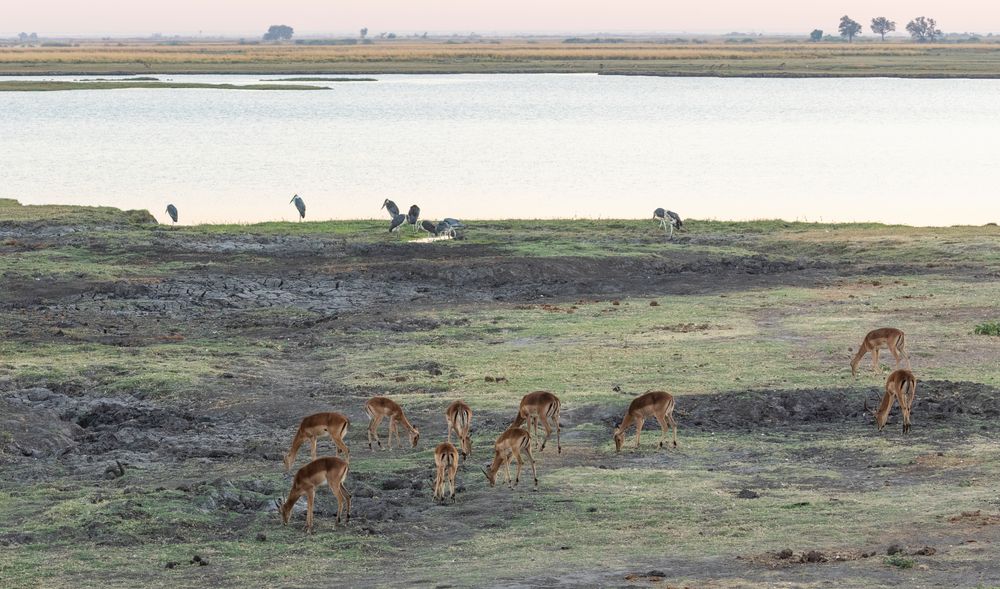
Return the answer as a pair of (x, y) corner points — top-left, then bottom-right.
(884, 554), (914, 569)
(974, 321), (1000, 336)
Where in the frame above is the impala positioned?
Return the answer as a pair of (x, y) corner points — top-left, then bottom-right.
(482, 427), (537, 489)
(866, 369), (917, 433)
(365, 396), (420, 450)
(851, 327), (910, 376)
(511, 391), (561, 453)
(433, 442), (460, 502)
(445, 400), (473, 459)
(279, 456), (351, 533)
(612, 391), (678, 452)
(283, 412), (350, 472)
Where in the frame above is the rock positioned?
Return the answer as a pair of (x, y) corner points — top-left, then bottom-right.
(646, 570), (666, 577)
(736, 489), (760, 499)
(777, 549), (793, 559)
(912, 546), (936, 556)
(801, 550), (825, 563)
(255, 533), (267, 542)
(887, 544), (904, 555)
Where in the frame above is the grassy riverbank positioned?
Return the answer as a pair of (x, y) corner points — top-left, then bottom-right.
(3, 41), (1000, 77)
(1, 199), (999, 587)
(0, 80), (329, 91)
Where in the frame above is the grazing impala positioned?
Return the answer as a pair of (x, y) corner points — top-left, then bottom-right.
(511, 391), (561, 453)
(283, 412), (350, 471)
(482, 427), (537, 490)
(433, 442), (460, 502)
(365, 396), (420, 451)
(279, 456), (351, 533)
(866, 369), (917, 433)
(613, 391), (678, 452)
(851, 328), (910, 376)
(445, 400), (473, 459)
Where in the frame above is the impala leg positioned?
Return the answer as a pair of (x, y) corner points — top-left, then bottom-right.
(667, 412), (679, 447)
(446, 417), (454, 444)
(332, 433), (350, 459)
(871, 348), (881, 374)
(889, 342), (903, 369)
(654, 415), (669, 449)
(449, 463), (457, 501)
(634, 417), (645, 449)
(341, 483), (351, 522)
(305, 488), (315, 533)
(536, 413), (552, 452)
(327, 475), (343, 524)
(504, 455), (514, 489)
(368, 414), (384, 450)
(524, 443), (538, 488)
(388, 418), (398, 451)
(512, 449), (523, 488)
(310, 436), (318, 460)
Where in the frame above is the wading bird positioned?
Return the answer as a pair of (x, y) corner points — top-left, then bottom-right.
(420, 220), (438, 236)
(290, 194), (306, 221)
(389, 212), (407, 233)
(381, 198), (399, 217)
(653, 208), (682, 238)
(406, 205), (420, 231)
(165, 204), (178, 224)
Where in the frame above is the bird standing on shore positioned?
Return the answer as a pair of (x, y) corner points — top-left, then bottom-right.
(653, 208), (682, 238)
(406, 205), (420, 231)
(165, 204), (178, 224)
(381, 198), (399, 217)
(290, 195), (306, 222)
(389, 212), (407, 233)
(420, 220), (438, 236)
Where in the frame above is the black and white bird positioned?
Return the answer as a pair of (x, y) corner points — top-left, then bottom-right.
(389, 212), (407, 233)
(420, 219), (438, 235)
(165, 204), (178, 224)
(435, 221), (456, 238)
(290, 194), (306, 221)
(406, 205), (420, 231)
(381, 198), (399, 217)
(653, 208), (682, 238)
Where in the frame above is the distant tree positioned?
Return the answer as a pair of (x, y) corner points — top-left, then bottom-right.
(838, 15), (862, 42)
(386, 32), (397, 39)
(422, 32), (428, 38)
(870, 17), (896, 41)
(262, 24), (294, 42)
(360, 27), (368, 39)
(906, 17), (942, 42)
(810, 29), (823, 42)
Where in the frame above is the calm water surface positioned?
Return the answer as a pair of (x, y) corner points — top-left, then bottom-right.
(2, 74), (998, 225)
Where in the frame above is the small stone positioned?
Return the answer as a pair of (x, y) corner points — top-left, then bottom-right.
(255, 533), (267, 542)
(736, 489), (760, 499)
(777, 549), (793, 559)
(887, 544), (904, 555)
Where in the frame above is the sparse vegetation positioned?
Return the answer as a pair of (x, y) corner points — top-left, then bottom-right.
(884, 554), (916, 568)
(3, 41), (1000, 77)
(974, 321), (1000, 336)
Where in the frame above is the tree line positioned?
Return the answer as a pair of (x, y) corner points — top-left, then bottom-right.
(811, 15), (943, 43)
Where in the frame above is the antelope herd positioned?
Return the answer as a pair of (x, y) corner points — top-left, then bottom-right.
(279, 327), (918, 532)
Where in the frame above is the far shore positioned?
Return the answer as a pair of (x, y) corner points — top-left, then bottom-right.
(3, 41), (1000, 78)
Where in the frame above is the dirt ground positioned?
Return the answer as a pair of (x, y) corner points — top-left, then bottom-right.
(1, 213), (999, 588)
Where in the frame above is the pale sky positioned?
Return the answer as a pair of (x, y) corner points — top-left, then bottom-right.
(5, 0), (998, 36)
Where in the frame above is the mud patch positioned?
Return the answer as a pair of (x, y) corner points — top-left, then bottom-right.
(680, 380), (1000, 430)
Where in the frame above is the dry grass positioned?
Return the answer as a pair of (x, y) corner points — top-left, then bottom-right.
(3, 41), (1000, 76)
